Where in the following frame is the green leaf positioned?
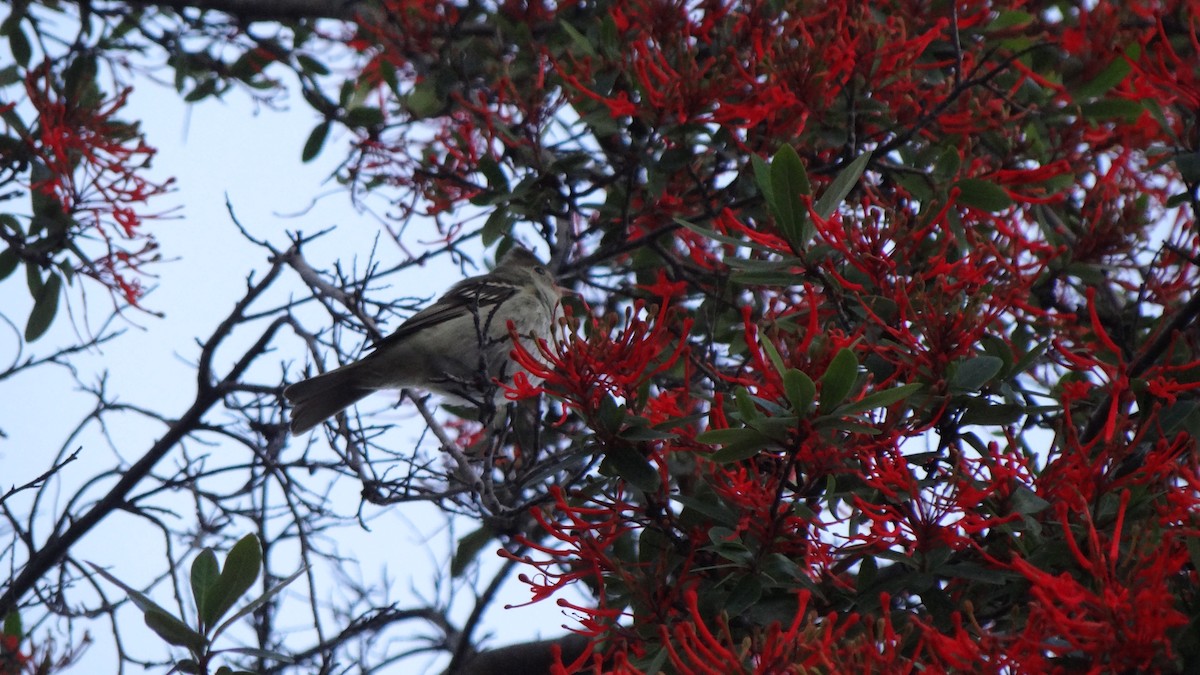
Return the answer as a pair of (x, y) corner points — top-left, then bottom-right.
(1174, 152), (1200, 184)
(819, 348), (859, 410)
(814, 152), (871, 219)
(301, 121), (330, 163)
(597, 393), (625, 436)
(1080, 98), (1144, 121)
(733, 385), (761, 422)
(1010, 485), (1051, 516)
(477, 156), (509, 193)
(1187, 535), (1200, 583)
(751, 154), (774, 207)
(25, 270), (61, 341)
(725, 575), (763, 616)
(295, 54), (329, 75)
(769, 145), (810, 248)
(637, 527), (671, 565)
(480, 208), (512, 247)
(959, 401), (1023, 426)
(672, 494), (738, 527)
(559, 20), (597, 57)
(618, 424), (677, 442)
(783, 368), (815, 414)
(1072, 53), (1132, 100)
(144, 607), (205, 653)
(601, 445), (659, 492)
(190, 549), (220, 629)
(950, 356), (1005, 392)
(344, 106), (384, 128)
(955, 178), (1012, 212)
(202, 534), (262, 628)
(760, 336), (787, 378)
(406, 80), (442, 118)
(3, 610), (20, 638)
(88, 564), (173, 616)
(451, 526), (495, 578)
(211, 566), (306, 641)
(834, 383), (923, 416)
(709, 437), (770, 464)
(8, 24), (30, 67)
(932, 145), (961, 182)
(0, 247), (18, 282)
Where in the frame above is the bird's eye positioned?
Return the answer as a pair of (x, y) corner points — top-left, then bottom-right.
(534, 266), (548, 276)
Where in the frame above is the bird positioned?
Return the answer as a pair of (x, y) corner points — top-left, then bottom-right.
(284, 247), (562, 435)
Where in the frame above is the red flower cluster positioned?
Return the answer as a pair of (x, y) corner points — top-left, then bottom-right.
(0, 635), (28, 675)
(339, 0), (1200, 670)
(18, 61), (172, 305)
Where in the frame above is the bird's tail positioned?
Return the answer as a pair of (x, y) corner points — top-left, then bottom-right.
(284, 363), (374, 435)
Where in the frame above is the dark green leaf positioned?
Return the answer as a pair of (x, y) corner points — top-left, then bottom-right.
(769, 145), (810, 248)
(942, 562), (1011, 584)
(932, 145), (961, 182)
(301, 121), (330, 163)
(955, 178), (1012, 212)
(344, 106), (384, 128)
(183, 78), (219, 103)
(144, 608), (205, 653)
(672, 494), (738, 527)
(8, 24), (30, 67)
(751, 154), (773, 208)
(761, 553), (804, 583)
(1080, 99), (1144, 121)
(834, 383), (922, 416)
(477, 156), (509, 193)
(2, 611), (20, 638)
(406, 81), (442, 118)
(601, 445), (659, 492)
(637, 527), (670, 565)
(783, 368), (815, 414)
(0, 247), (18, 282)
(1187, 535), (1200, 582)
(1174, 152), (1200, 184)
(295, 54), (329, 75)
(819, 348), (859, 410)
(814, 152), (871, 219)
(959, 401), (1023, 426)
(597, 393), (625, 436)
(221, 646), (295, 663)
(950, 356), (1004, 392)
(190, 550), (220, 628)
(559, 20), (597, 57)
(1158, 400), (1200, 435)
(480, 208), (512, 247)
(211, 566), (306, 641)
(25, 270), (60, 341)
(1072, 53), (1132, 100)
(203, 534), (261, 628)
(725, 575), (763, 616)
(451, 526), (495, 578)
(1010, 485), (1050, 516)
(618, 424), (677, 442)
(709, 437), (770, 463)
(760, 337), (787, 377)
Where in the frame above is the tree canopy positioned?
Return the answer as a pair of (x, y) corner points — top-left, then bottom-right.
(3, 0), (1200, 672)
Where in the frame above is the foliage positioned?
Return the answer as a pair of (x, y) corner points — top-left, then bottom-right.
(3, 0), (1200, 673)
(91, 535), (301, 675)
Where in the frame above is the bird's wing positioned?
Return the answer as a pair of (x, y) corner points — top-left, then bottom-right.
(370, 275), (520, 350)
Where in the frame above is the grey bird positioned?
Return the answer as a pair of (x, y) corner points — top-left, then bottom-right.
(284, 247), (561, 435)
